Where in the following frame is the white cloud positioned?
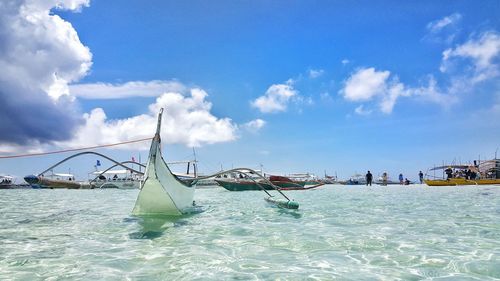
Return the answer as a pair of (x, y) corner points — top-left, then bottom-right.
(308, 69), (324, 79)
(427, 13), (462, 33)
(354, 105), (372, 116)
(251, 81), (298, 113)
(1, 0), (92, 100)
(70, 80), (187, 99)
(242, 119), (266, 133)
(0, 0), (92, 144)
(341, 68), (458, 114)
(341, 59), (350, 65)
(441, 31), (500, 82)
(341, 68), (390, 101)
(56, 89), (238, 149)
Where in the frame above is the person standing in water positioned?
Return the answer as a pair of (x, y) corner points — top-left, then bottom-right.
(418, 171), (424, 184)
(399, 173), (404, 184)
(366, 171), (373, 186)
(382, 172), (388, 186)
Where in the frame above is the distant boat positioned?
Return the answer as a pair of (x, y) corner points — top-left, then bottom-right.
(24, 173), (90, 189)
(341, 174), (366, 185)
(215, 174), (323, 191)
(132, 108), (196, 216)
(424, 159), (500, 186)
(0, 175), (16, 189)
(215, 178), (274, 191)
(91, 169), (141, 189)
(286, 173), (322, 186)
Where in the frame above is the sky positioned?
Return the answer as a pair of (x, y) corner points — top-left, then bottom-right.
(0, 0), (499, 182)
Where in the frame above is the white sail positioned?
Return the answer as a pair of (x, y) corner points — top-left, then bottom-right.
(132, 108), (195, 216)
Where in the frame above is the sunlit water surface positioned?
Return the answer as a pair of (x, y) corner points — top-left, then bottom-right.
(1, 185), (499, 280)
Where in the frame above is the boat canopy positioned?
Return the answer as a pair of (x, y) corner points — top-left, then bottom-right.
(0, 175), (14, 179)
(51, 173), (74, 177)
(430, 165), (472, 171)
(92, 170), (130, 175)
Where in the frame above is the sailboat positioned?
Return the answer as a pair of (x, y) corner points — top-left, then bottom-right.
(132, 108), (196, 216)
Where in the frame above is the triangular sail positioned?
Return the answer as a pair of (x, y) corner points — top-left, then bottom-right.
(132, 108), (195, 216)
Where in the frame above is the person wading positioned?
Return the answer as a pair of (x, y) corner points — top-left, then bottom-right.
(366, 171), (373, 186)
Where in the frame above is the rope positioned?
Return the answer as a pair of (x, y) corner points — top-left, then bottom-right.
(0, 138), (152, 159)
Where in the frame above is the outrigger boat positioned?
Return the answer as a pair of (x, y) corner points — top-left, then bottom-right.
(132, 108), (196, 216)
(215, 174), (323, 191)
(24, 173), (90, 189)
(424, 159), (500, 186)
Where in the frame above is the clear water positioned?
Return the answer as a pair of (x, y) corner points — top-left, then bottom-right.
(1, 185), (499, 280)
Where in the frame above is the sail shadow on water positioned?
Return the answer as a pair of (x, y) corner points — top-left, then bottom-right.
(128, 213), (202, 240)
(126, 205), (206, 240)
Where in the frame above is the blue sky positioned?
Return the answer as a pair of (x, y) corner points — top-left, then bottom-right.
(0, 0), (499, 182)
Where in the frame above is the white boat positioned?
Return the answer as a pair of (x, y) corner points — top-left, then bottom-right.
(91, 169), (141, 189)
(132, 108), (196, 216)
(0, 175), (15, 189)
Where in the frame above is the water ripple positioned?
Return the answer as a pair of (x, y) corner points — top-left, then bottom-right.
(1, 186), (500, 280)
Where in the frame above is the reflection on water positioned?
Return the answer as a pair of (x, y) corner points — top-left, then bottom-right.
(128, 206), (206, 239)
(129, 216), (181, 239)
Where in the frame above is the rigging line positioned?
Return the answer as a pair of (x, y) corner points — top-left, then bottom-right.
(0, 137), (153, 159)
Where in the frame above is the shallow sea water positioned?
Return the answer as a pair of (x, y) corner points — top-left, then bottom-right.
(1, 185), (499, 280)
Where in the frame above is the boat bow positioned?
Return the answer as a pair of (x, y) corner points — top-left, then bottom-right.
(132, 108), (196, 216)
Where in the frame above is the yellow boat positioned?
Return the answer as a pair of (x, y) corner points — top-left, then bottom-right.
(424, 178), (500, 186)
(424, 160), (500, 186)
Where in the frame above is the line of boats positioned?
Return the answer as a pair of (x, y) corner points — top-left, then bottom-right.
(2, 159), (500, 190)
(1, 108), (499, 216)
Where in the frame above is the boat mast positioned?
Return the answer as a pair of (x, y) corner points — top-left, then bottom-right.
(193, 147), (198, 178)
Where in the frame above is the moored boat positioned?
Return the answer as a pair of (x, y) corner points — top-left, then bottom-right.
(0, 175), (16, 189)
(24, 173), (90, 189)
(215, 174), (323, 191)
(215, 178), (274, 191)
(424, 159), (500, 186)
(91, 170), (141, 189)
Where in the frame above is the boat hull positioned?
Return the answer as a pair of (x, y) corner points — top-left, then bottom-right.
(24, 175), (84, 189)
(215, 179), (274, 191)
(424, 178), (500, 186)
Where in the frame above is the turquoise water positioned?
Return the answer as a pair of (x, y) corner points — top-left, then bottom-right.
(1, 185), (499, 280)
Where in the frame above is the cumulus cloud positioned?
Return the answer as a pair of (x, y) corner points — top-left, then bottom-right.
(56, 89), (238, 149)
(70, 80), (187, 99)
(242, 119), (266, 133)
(441, 31), (500, 83)
(427, 13), (462, 33)
(0, 0), (92, 144)
(340, 30), (500, 114)
(341, 68), (456, 114)
(341, 68), (390, 102)
(251, 81), (298, 113)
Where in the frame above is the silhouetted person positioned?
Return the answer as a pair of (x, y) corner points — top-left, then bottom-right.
(419, 171), (424, 184)
(445, 167), (453, 179)
(366, 171), (373, 186)
(399, 173), (404, 184)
